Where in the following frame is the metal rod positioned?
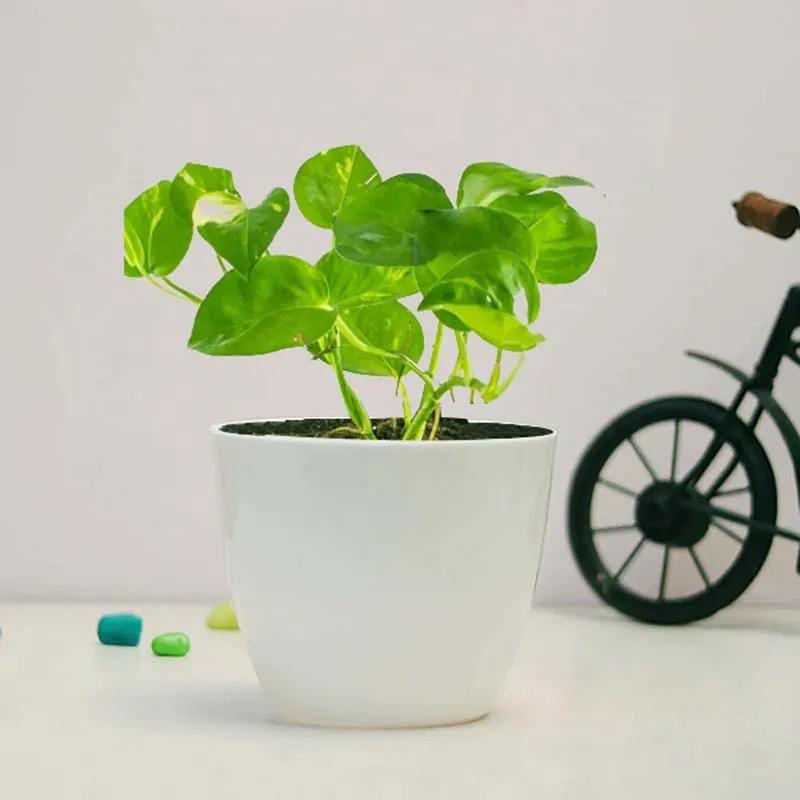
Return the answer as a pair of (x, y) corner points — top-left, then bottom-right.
(658, 546), (671, 600)
(670, 420), (681, 481)
(688, 546), (711, 587)
(593, 524), (639, 534)
(597, 477), (639, 499)
(628, 436), (659, 482)
(614, 537), (645, 580)
(679, 498), (800, 544)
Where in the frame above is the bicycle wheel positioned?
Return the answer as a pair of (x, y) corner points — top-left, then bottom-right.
(568, 396), (776, 624)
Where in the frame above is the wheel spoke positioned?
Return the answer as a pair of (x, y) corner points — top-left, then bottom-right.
(597, 477), (639, 499)
(710, 519), (744, 545)
(705, 452), (743, 499)
(688, 546), (711, 587)
(658, 546), (671, 600)
(670, 420), (681, 481)
(593, 524), (639, 534)
(713, 485), (749, 498)
(629, 436), (659, 482)
(613, 536), (645, 580)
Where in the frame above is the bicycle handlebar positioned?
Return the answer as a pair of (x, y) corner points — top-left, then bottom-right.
(733, 192), (800, 240)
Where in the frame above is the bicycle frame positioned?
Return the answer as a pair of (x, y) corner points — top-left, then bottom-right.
(678, 284), (800, 550)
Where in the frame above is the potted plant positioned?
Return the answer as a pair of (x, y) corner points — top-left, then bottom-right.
(123, 145), (597, 727)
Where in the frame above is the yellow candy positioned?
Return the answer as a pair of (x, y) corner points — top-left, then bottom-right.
(206, 599), (239, 630)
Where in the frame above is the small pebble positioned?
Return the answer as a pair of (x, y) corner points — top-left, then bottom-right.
(206, 599), (239, 630)
(151, 632), (190, 657)
(97, 613), (142, 646)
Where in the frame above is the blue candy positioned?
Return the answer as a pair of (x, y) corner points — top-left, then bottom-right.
(97, 613), (142, 646)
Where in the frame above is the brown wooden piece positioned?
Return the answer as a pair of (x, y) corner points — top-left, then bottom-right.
(733, 192), (800, 239)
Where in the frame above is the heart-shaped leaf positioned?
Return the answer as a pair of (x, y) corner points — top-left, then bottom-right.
(124, 181), (193, 277)
(188, 255), (336, 355)
(317, 251), (416, 309)
(457, 161), (592, 207)
(195, 188), (289, 276)
(333, 174), (452, 266)
(492, 192), (597, 284)
(338, 302), (424, 377)
(170, 163), (240, 221)
(294, 145), (380, 229)
(419, 248), (540, 327)
(413, 206), (535, 296)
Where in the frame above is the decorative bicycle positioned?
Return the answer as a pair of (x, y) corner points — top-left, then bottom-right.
(568, 192), (800, 624)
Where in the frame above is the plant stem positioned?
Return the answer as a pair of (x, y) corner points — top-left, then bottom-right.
(398, 379), (412, 425)
(216, 254), (229, 273)
(162, 277), (201, 304)
(336, 318), (435, 395)
(403, 375), (486, 441)
(428, 403), (442, 440)
(428, 321), (444, 378)
(330, 330), (375, 439)
(485, 353), (526, 401)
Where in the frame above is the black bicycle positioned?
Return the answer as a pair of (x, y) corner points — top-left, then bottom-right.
(568, 192), (800, 624)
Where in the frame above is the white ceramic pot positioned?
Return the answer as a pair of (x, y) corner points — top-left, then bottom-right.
(212, 421), (555, 728)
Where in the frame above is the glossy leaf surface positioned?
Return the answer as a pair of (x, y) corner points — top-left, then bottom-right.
(339, 302), (424, 376)
(196, 188), (289, 276)
(333, 174), (452, 266)
(457, 161), (592, 207)
(124, 181), (193, 277)
(294, 145), (380, 229)
(170, 163), (239, 221)
(413, 206), (535, 296)
(317, 251), (416, 309)
(419, 250), (539, 340)
(188, 255), (335, 355)
(492, 192), (597, 283)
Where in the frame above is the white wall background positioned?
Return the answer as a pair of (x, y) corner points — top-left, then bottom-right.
(1, 0), (799, 602)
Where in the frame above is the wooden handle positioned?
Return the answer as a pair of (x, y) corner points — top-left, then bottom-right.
(733, 192), (800, 239)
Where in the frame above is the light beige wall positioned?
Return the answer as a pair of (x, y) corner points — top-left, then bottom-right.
(1, 0), (799, 601)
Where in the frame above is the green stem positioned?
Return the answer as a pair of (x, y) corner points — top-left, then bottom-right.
(428, 321), (444, 378)
(482, 353), (526, 402)
(403, 376), (486, 441)
(398, 379), (412, 426)
(455, 332), (472, 381)
(162, 277), (201, 304)
(330, 330), (375, 439)
(216, 254), (229, 273)
(336, 318), (435, 395)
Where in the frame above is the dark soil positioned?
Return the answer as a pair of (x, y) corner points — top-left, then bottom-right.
(220, 418), (551, 441)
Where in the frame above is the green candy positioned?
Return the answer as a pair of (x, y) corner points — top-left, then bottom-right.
(206, 599), (239, 630)
(151, 632), (190, 657)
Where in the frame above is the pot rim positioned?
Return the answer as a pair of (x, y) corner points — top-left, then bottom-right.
(210, 417), (555, 446)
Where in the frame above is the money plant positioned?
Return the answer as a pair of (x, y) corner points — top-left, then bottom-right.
(123, 145), (597, 439)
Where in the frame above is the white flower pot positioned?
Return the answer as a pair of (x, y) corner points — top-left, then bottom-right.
(212, 421), (555, 728)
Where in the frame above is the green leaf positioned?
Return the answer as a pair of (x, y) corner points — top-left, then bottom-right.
(457, 161), (592, 207)
(195, 188), (289, 276)
(338, 302), (424, 377)
(492, 192), (597, 284)
(294, 145), (380, 229)
(317, 251), (416, 309)
(426, 304), (543, 352)
(170, 163), (240, 221)
(188, 254), (336, 355)
(419, 249), (540, 326)
(124, 181), (193, 278)
(413, 206), (535, 296)
(333, 174), (452, 266)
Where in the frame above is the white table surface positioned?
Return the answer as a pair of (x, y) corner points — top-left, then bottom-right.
(1, 603), (798, 799)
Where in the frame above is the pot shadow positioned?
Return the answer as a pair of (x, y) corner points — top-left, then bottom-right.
(107, 681), (498, 737)
(108, 682), (274, 732)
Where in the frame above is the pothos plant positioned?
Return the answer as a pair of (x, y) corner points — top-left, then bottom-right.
(123, 145), (597, 440)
